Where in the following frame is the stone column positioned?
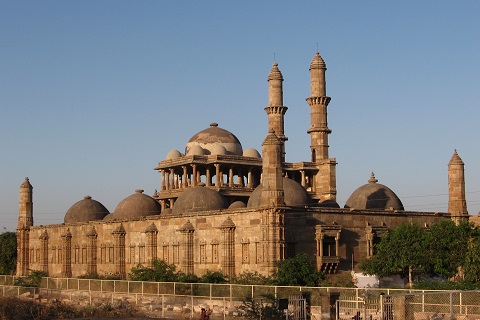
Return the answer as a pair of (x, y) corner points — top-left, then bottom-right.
(215, 164), (221, 187)
(161, 170), (166, 190)
(191, 164), (197, 187)
(112, 224), (126, 279)
(86, 227), (98, 275)
(182, 166), (188, 188)
(61, 229), (72, 278)
(145, 223), (158, 267)
(247, 169), (253, 189)
(16, 226), (30, 276)
(206, 167), (211, 186)
(179, 221), (195, 275)
(228, 168), (234, 187)
(39, 230), (49, 274)
(220, 217), (236, 278)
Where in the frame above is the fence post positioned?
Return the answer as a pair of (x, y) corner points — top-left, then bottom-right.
(191, 283), (194, 319)
(162, 294), (165, 318)
(450, 292), (454, 320)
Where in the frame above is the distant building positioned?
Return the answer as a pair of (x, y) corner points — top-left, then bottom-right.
(16, 53), (468, 278)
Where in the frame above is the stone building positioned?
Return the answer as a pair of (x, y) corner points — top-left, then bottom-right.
(16, 52), (469, 279)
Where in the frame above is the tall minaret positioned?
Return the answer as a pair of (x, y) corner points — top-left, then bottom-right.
(306, 52), (337, 203)
(18, 177), (33, 228)
(264, 61), (288, 162)
(261, 129), (285, 207)
(448, 150), (468, 222)
(17, 177), (33, 276)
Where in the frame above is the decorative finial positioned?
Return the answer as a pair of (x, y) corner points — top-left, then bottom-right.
(368, 172), (378, 184)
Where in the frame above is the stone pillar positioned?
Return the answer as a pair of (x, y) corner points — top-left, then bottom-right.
(112, 224), (126, 279)
(247, 169), (253, 189)
(448, 149), (468, 223)
(61, 229), (72, 278)
(206, 167), (211, 186)
(39, 230), (49, 275)
(215, 164), (221, 187)
(179, 221), (195, 275)
(86, 227), (98, 275)
(228, 168), (234, 187)
(182, 166), (188, 188)
(16, 226), (30, 276)
(220, 217), (236, 278)
(145, 223), (159, 267)
(161, 170), (166, 190)
(191, 164), (197, 187)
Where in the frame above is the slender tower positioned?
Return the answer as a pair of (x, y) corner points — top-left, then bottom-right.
(264, 61), (288, 162)
(17, 177), (33, 276)
(18, 177), (33, 228)
(306, 52), (337, 202)
(448, 150), (468, 223)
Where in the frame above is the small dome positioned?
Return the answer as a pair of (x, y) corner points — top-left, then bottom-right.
(210, 144), (227, 155)
(186, 123), (243, 156)
(172, 185), (228, 214)
(166, 149), (182, 160)
(243, 148), (261, 158)
(247, 177), (312, 207)
(113, 189), (161, 220)
(64, 196), (109, 223)
(186, 145), (205, 156)
(229, 201), (246, 209)
(344, 173), (404, 210)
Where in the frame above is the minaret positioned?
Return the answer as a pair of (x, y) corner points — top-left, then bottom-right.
(448, 150), (468, 222)
(306, 52), (337, 203)
(18, 177), (33, 228)
(261, 129), (285, 207)
(17, 177), (33, 276)
(264, 61), (288, 162)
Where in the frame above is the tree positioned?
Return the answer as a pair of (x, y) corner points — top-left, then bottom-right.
(359, 222), (429, 287)
(426, 220), (472, 278)
(129, 260), (178, 282)
(0, 232), (17, 275)
(463, 228), (480, 283)
(272, 253), (324, 287)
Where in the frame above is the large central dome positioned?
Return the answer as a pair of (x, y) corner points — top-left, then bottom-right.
(185, 123), (243, 156)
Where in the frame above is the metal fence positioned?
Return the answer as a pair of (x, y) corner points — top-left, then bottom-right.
(336, 291), (480, 320)
(3, 276), (480, 319)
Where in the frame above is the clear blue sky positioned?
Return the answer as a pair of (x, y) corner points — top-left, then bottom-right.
(1, 1), (479, 231)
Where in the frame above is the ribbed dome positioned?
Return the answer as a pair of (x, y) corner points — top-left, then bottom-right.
(64, 196), (109, 223)
(112, 189), (161, 220)
(310, 52), (326, 70)
(172, 185), (228, 214)
(186, 123), (243, 156)
(344, 173), (404, 210)
(243, 148), (261, 158)
(268, 62), (284, 81)
(247, 177), (312, 207)
(166, 149), (182, 160)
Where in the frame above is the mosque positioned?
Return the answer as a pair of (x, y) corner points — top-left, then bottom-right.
(16, 52), (469, 279)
